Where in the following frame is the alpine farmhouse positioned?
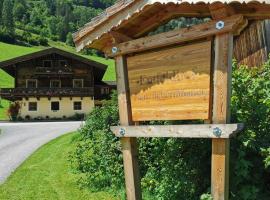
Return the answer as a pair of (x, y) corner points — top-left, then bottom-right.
(0, 48), (115, 119)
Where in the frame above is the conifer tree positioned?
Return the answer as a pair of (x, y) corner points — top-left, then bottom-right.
(0, 0), (3, 26)
(2, 0), (15, 36)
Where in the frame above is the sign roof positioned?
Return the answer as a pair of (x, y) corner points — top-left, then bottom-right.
(73, 0), (270, 51)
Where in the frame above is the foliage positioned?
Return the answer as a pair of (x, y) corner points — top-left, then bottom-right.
(0, 0), (117, 45)
(0, 132), (120, 200)
(71, 60), (270, 199)
(229, 60), (270, 200)
(0, 0), (15, 43)
(70, 91), (122, 191)
(7, 101), (20, 121)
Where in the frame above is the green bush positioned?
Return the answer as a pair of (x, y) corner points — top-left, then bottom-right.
(71, 60), (270, 199)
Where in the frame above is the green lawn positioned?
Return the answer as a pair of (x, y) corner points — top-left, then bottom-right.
(0, 132), (121, 200)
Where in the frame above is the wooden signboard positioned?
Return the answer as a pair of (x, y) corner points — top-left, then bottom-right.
(127, 40), (212, 121)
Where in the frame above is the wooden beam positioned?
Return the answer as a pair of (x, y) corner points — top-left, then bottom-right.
(111, 124), (244, 138)
(115, 56), (142, 200)
(211, 33), (233, 200)
(209, 3), (235, 20)
(109, 15), (247, 57)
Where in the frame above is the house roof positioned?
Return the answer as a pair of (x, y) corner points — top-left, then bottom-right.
(73, 0), (270, 52)
(0, 47), (107, 71)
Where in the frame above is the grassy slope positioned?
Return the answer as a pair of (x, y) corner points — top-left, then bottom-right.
(0, 42), (116, 120)
(0, 132), (120, 200)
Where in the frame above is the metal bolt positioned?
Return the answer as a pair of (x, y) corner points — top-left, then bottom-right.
(216, 21), (225, 30)
(112, 46), (118, 54)
(213, 127), (222, 137)
(119, 128), (126, 136)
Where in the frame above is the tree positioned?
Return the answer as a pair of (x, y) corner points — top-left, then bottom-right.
(13, 0), (27, 21)
(1, 0), (15, 36)
(66, 32), (74, 46)
(0, 0), (3, 26)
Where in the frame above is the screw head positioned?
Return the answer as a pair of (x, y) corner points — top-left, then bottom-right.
(216, 21), (225, 30)
(119, 128), (126, 136)
(111, 46), (118, 54)
(213, 127), (222, 137)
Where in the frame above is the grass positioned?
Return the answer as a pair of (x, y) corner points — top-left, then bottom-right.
(0, 132), (121, 200)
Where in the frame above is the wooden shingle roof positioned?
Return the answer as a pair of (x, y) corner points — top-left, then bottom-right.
(73, 0), (270, 52)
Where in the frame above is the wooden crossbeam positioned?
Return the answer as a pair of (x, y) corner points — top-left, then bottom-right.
(111, 124), (244, 138)
(108, 14), (247, 57)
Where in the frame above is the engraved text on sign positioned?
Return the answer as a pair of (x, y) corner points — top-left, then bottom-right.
(127, 40), (212, 121)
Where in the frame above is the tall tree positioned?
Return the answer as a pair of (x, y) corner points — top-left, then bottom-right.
(13, 0), (27, 21)
(2, 0), (15, 35)
(0, 0), (3, 25)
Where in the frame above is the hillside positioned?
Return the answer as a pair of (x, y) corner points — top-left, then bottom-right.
(0, 42), (115, 120)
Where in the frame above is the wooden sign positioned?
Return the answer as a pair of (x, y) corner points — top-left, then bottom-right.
(127, 40), (212, 121)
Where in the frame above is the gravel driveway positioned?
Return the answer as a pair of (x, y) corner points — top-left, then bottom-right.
(0, 121), (82, 184)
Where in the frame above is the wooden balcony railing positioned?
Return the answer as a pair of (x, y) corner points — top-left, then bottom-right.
(0, 87), (94, 99)
(35, 67), (73, 75)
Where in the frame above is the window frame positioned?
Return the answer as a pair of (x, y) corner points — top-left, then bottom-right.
(28, 102), (37, 111)
(59, 60), (68, 67)
(50, 80), (61, 88)
(101, 87), (110, 95)
(43, 60), (53, 68)
(73, 101), (82, 111)
(26, 79), (38, 88)
(51, 101), (60, 111)
(73, 79), (84, 88)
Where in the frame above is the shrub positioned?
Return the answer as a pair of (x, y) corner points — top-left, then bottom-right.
(71, 60), (270, 199)
(7, 102), (21, 121)
(38, 37), (48, 46)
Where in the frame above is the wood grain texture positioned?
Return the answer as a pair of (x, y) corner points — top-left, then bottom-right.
(109, 15), (246, 57)
(211, 33), (233, 200)
(111, 123), (244, 138)
(127, 40), (212, 121)
(115, 56), (142, 200)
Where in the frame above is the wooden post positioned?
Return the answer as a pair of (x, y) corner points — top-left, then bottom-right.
(211, 33), (233, 200)
(115, 56), (142, 200)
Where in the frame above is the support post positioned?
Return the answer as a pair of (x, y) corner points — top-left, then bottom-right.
(115, 56), (142, 200)
(211, 33), (233, 200)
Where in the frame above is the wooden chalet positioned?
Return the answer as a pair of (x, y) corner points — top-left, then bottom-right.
(72, 1), (270, 200)
(0, 48), (115, 119)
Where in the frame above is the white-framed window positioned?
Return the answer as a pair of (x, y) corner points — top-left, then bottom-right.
(59, 60), (68, 67)
(73, 101), (82, 110)
(26, 79), (37, 88)
(43, 60), (52, 68)
(73, 79), (84, 88)
(51, 101), (60, 111)
(50, 80), (61, 88)
(28, 102), (37, 111)
(101, 87), (110, 95)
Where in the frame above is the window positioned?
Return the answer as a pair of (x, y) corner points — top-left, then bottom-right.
(51, 101), (59, 111)
(43, 60), (52, 68)
(50, 80), (61, 88)
(101, 87), (110, 95)
(59, 60), (67, 67)
(73, 101), (82, 110)
(26, 79), (37, 88)
(28, 102), (37, 111)
(73, 79), (83, 88)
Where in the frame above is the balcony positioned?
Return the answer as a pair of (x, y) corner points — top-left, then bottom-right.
(0, 87), (94, 100)
(35, 67), (73, 76)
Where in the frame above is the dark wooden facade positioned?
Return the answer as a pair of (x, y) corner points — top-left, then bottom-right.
(0, 48), (115, 101)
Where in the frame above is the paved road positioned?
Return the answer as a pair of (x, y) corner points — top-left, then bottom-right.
(0, 121), (82, 184)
